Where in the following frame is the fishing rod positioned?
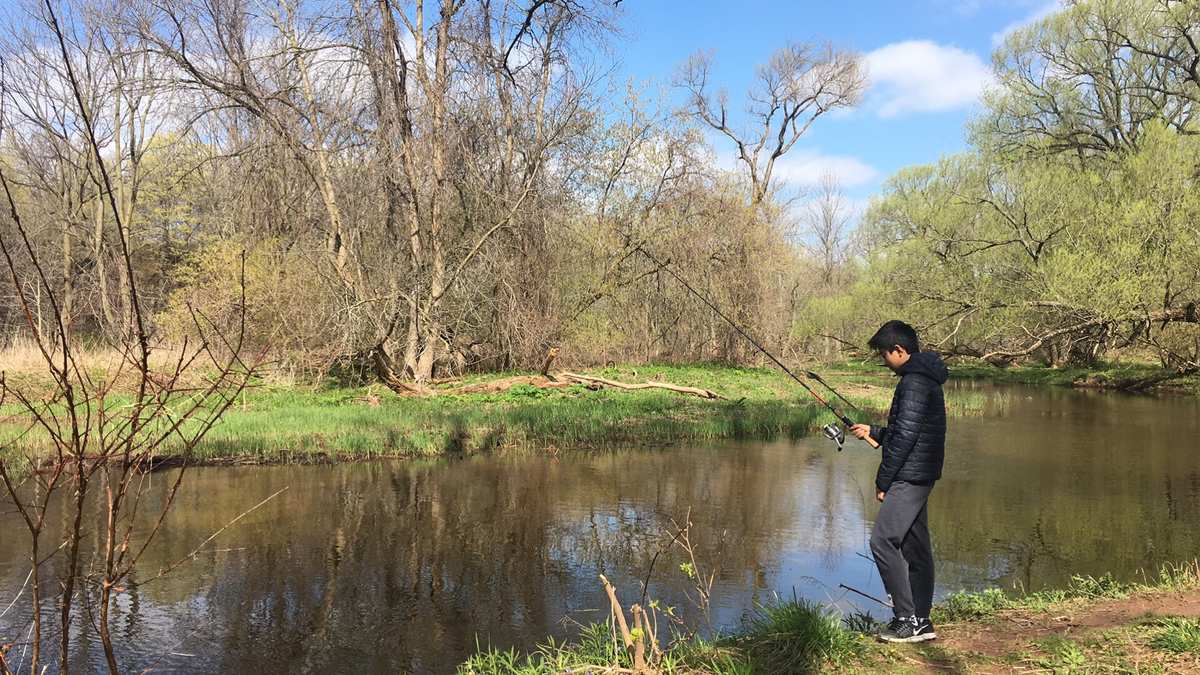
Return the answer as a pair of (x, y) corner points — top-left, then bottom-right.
(623, 236), (879, 452)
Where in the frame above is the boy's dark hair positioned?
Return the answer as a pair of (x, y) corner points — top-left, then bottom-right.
(868, 320), (921, 354)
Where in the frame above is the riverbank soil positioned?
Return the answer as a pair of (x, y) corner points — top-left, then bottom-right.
(872, 589), (1200, 673)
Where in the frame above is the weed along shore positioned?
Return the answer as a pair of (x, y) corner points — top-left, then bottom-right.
(462, 561), (1200, 674)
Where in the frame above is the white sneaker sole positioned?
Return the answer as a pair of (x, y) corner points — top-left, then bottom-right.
(878, 632), (937, 643)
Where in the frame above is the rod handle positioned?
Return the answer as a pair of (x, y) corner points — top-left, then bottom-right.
(842, 417), (881, 449)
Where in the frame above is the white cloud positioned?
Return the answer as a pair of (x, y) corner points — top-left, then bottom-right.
(992, 1), (1062, 46)
(708, 139), (878, 190)
(864, 40), (994, 117)
(770, 150), (880, 188)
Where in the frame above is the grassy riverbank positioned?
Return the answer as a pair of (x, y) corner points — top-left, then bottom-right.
(2, 362), (989, 465)
(4, 358), (1193, 468)
(461, 560), (1200, 674)
(949, 360), (1200, 393)
(185, 363), (930, 462)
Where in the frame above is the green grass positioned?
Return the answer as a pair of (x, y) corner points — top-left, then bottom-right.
(931, 588), (1010, 622)
(461, 598), (864, 675)
(4, 356), (1192, 470)
(933, 561), (1200, 625)
(1147, 617), (1200, 654)
(1029, 635), (1090, 670)
(3, 356), (1188, 470)
(2, 362), (998, 466)
(459, 623), (629, 674)
(933, 573), (1139, 623)
(461, 560), (1200, 674)
(194, 362), (1001, 462)
(731, 598), (866, 673)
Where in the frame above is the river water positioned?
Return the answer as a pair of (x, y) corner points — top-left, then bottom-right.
(2, 383), (1199, 673)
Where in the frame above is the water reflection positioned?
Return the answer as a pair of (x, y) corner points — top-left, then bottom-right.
(1, 383), (1198, 673)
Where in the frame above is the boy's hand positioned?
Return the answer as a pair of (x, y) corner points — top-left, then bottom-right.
(876, 490), (886, 502)
(849, 424), (873, 440)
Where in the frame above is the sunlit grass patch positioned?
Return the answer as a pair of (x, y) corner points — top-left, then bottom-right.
(1154, 559), (1200, 591)
(948, 359), (1200, 394)
(1147, 617), (1200, 654)
(460, 599), (864, 675)
(932, 588), (1011, 623)
(460, 623), (628, 674)
(4, 362), (1001, 464)
(731, 598), (865, 672)
(1029, 635), (1090, 670)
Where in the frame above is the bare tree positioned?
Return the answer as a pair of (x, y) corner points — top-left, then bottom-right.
(0, 2), (261, 672)
(677, 42), (865, 207)
(802, 172), (852, 287)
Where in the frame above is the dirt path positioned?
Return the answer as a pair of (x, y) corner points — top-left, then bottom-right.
(898, 590), (1200, 673)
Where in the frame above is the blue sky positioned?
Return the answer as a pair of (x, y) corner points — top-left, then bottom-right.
(607, 0), (1060, 207)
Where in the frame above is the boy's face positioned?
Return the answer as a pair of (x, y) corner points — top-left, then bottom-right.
(878, 346), (910, 372)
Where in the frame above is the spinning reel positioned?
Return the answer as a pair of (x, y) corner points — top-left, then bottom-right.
(822, 422), (847, 452)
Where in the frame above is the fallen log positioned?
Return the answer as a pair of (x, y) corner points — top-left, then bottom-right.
(439, 371), (724, 399)
(559, 372), (724, 400)
(452, 375), (574, 394)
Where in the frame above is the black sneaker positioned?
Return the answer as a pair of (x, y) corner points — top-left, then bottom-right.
(877, 616), (910, 642)
(913, 617), (937, 641)
(877, 616), (937, 643)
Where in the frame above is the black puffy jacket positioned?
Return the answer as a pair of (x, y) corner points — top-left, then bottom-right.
(870, 351), (948, 493)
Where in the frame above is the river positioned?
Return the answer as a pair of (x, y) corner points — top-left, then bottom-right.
(2, 382), (1199, 673)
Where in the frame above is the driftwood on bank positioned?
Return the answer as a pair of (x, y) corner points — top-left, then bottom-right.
(435, 370), (724, 400)
(558, 372), (724, 399)
(451, 375), (576, 394)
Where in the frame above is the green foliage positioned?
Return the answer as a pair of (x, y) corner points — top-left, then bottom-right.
(846, 0), (1200, 374)
(1031, 635), (1089, 671)
(734, 599), (865, 673)
(461, 600), (864, 674)
(160, 238), (343, 376)
(1154, 560), (1200, 592)
(5, 361), (999, 463)
(459, 622), (626, 674)
(1147, 618), (1200, 655)
(1060, 573), (1128, 601)
(461, 560), (1200, 674)
(841, 610), (881, 635)
(932, 588), (1011, 622)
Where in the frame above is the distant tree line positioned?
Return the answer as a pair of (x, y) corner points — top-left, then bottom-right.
(820, 0), (1200, 382)
(2, 0), (1196, 388)
(0, 0), (864, 390)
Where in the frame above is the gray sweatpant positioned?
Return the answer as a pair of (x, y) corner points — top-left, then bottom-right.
(870, 480), (935, 619)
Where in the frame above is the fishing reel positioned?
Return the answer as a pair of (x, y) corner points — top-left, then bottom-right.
(822, 422), (846, 451)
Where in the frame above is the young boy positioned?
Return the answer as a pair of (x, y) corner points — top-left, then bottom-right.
(849, 320), (947, 643)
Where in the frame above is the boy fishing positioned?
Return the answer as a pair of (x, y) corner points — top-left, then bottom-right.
(850, 320), (947, 643)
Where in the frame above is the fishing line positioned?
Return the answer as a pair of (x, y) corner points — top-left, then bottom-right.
(621, 235), (880, 451)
